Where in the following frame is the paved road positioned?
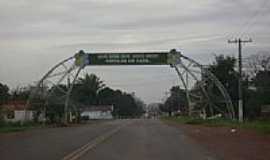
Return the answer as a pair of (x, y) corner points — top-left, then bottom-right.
(0, 120), (129, 160)
(0, 119), (218, 160)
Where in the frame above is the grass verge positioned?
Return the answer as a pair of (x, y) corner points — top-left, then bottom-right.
(161, 116), (270, 134)
(0, 121), (41, 133)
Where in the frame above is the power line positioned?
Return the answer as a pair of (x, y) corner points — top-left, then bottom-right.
(239, 0), (269, 37)
(225, 0), (269, 39)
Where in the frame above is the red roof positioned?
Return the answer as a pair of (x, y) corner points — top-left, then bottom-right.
(0, 100), (28, 111)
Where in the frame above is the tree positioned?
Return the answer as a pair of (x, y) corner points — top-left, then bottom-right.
(162, 86), (188, 116)
(209, 55), (239, 103)
(0, 82), (9, 105)
(207, 55), (242, 118)
(242, 53), (270, 119)
(208, 54), (270, 120)
(98, 87), (116, 105)
(44, 84), (68, 123)
(131, 93), (146, 116)
(72, 74), (105, 105)
(0, 82), (9, 121)
(246, 52), (270, 78)
(10, 86), (31, 101)
(254, 70), (270, 104)
(98, 88), (144, 118)
(70, 74), (144, 118)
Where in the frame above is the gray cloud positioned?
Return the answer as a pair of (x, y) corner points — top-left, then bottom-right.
(0, 0), (270, 103)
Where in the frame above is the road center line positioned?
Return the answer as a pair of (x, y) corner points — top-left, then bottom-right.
(62, 121), (131, 160)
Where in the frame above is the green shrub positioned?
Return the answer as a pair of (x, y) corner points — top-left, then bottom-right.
(0, 121), (40, 133)
(185, 118), (204, 125)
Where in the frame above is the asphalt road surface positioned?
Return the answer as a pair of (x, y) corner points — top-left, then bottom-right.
(0, 119), (218, 160)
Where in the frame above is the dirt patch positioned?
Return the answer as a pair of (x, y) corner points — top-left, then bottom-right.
(165, 121), (270, 160)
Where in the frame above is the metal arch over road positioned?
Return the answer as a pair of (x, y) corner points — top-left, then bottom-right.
(27, 49), (235, 123)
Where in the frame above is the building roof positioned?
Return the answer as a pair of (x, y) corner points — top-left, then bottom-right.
(81, 105), (113, 112)
(0, 100), (28, 111)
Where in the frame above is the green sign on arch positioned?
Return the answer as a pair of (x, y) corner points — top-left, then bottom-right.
(75, 50), (179, 67)
(88, 52), (169, 65)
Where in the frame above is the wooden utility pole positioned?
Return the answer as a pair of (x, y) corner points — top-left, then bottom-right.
(228, 38), (252, 122)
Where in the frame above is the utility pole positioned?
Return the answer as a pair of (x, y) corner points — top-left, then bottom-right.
(228, 38), (252, 122)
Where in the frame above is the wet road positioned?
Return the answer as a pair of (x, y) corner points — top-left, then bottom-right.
(0, 119), (218, 160)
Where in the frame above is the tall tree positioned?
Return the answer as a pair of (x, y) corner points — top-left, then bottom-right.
(72, 74), (105, 105)
(10, 86), (31, 101)
(98, 88), (144, 118)
(0, 82), (9, 121)
(208, 55), (239, 105)
(254, 70), (270, 104)
(162, 86), (188, 116)
(246, 52), (270, 78)
(98, 87), (116, 105)
(208, 54), (270, 119)
(0, 82), (9, 105)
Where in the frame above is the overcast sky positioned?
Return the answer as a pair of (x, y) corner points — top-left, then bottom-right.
(0, 0), (270, 103)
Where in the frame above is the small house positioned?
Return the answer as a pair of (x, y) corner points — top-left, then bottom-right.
(1, 101), (34, 122)
(261, 105), (270, 118)
(80, 105), (114, 120)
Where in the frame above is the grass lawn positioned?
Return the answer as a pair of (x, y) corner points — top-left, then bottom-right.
(0, 121), (41, 133)
(162, 116), (270, 134)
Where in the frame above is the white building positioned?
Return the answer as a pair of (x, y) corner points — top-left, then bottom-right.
(5, 110), (34, 122)
(80, 105), (114, 120)
(1, 101), (34, 122)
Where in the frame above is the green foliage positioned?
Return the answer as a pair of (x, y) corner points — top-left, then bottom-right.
(209, 55), (238, 103)
(46, 104), (65, 123)
(98, 87), (116, 105)
(10, 86), (31, 101)
(161, 86), (188, 116)
(0, 121), (40, 133)
(68, 74), (145, 118)
(244, 66), (270, 119)
(46, 84), (67, 123)
(28, 73), (145, 122)
(70, 73), (144, 118)
(254, 70), (270, 104)
(0, 82), (9, 105)
(0, 82), (9, 123)
(72, 74), (105, 105)
(244, 89), (262, 119)
(99, 88), (144, 118)
(208, 54), (270, 120)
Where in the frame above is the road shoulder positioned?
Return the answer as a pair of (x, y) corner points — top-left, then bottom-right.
(163, 119), (270, 160)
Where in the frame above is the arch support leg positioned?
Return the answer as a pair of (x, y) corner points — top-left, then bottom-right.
(64, 67), (82, 124)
